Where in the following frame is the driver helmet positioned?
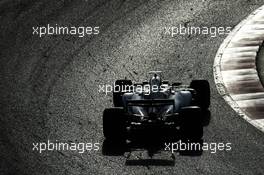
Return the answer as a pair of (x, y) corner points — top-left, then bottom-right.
(150, 74), (161, 87)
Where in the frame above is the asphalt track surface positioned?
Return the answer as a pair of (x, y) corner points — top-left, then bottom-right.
(0, 0), (264, 174)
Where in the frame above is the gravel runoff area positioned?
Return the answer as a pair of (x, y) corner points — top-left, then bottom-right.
(214, 4), (264, 133)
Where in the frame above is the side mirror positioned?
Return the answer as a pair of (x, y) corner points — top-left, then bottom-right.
(142, 80), (148, 85)
(172, 82), (182, 86)
(162, 80), (169, 84)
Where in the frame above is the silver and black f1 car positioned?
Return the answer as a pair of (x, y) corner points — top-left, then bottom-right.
(103, 71), (210, 144)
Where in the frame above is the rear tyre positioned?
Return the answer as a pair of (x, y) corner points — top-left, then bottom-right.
(102, 139), (127, 156)
(113, 79), (132, 107)
(180, 106), (203, 141)
(102, 108), (127, 155)
(190, 80), (210, 110)
(103, 108), (126, 140)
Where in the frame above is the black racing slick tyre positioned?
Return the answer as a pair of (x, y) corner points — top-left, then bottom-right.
(103, 108), (126, 141)
(190, 80), (210, 110)
(113, 79), (132, 107)
(180, 106), (203, 141)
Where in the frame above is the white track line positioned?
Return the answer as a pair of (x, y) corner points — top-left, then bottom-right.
(213, 5), (264, 133)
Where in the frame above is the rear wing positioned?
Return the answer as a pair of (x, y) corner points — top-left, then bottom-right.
(126, 99), (174, 107)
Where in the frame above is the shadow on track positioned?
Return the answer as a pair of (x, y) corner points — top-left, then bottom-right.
(125, 159), (175, 166)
